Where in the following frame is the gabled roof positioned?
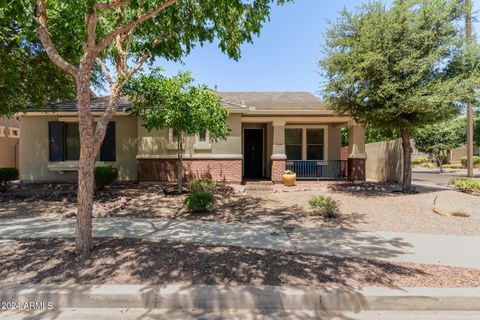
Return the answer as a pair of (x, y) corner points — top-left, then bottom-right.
(25, 92), (329, 114)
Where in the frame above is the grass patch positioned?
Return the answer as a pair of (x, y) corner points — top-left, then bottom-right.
(450, 178), (480, 196)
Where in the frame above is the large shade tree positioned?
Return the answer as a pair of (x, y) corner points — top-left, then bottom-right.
(320, 0), (479, 193)
(10, 0), (291, 253)
(0, 3), (77, 116)
(125, 69), (230, 194)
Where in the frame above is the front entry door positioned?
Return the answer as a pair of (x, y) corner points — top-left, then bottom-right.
(244, 129), (263, 178)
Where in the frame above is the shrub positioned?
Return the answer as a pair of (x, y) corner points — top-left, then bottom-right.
(185, 191), (215, 213)
(450, 178), (480, 195)
(412, 157), (429, 165)
(309, 195), (339, 218)
(442, 163), (464, 169)
(188, 178), (216, 193)
(460, 156), (480, 168)
(95, 166), (118, 190)
(0, 168), (18, 192)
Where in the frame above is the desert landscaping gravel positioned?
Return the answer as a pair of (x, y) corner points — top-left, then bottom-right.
(1, 238), (479, 288)
(1, 182), (479, 236)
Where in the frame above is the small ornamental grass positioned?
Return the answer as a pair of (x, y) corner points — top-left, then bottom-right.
(460, 156), (480, 168)
(185, 178), (216, 213)
(95, 166), (118, 191)
(0, 168), (18, 192)
(450, 178), (480, 196)
(309, 195), (339, 218)
(412, 157), (429, 165)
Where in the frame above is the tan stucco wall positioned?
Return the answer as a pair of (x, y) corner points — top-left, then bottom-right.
(137, 113), (242, 158)
(448, 145), (480, 163)
(328, 125), (342, 160)
(0, 118), (19, 169)
(365, 139), (403, 182)
(19, 115), (137, 181)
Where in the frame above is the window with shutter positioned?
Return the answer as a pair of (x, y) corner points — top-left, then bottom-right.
(100, 122), (116, 162)
(48, 121), (65, 161)
(48, 121), (116, 162)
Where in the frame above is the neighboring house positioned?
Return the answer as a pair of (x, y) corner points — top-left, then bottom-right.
(0, 117), (20, 169)
(18, 92), (366, 183)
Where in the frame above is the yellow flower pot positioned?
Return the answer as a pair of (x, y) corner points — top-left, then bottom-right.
(283, 173), (296, 186)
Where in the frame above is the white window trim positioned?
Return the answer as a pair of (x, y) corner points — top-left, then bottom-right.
(0, 126), (5, 137)
(194, 131), (212, 150)
(285, 125), (328, 160)
(167, 128), (185, 150)
(8, 127), (20, 138)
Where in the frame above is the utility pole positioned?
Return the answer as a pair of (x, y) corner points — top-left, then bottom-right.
(466, 0), (474, 177)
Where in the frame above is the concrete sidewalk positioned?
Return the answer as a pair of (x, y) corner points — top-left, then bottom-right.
(1, 217), (480, 268)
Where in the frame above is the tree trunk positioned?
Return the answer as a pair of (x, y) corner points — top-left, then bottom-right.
(177, 133), (183, 194)
(75, 74), (95, 253)
(401, 127), (412, 193)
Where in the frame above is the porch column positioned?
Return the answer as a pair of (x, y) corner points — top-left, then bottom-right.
(271, 121), (286, 183)
(348, 123), (367, 182)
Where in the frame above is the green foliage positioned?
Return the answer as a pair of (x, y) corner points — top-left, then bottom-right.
(442, 163), (464, 169)
(412, 157), (430, 165)
(0, 4), (77, 116)
(342, 125), (399, 146)
(365, 126), (399, 144)
(0, 168), (19, 182)
(10, 0), (291, 74)
(320, 0), (479, 129)
(309, 195), (339, 218)
(413, 118), (466, 166)
(460, 156), (480, 167)
(94, 166), (118, 190)
(185, 191), (215, 213)
(126, 69), (231, 141)
(188, 178), (216, 193)
(0, 168), (19, 192)
(450, 178), (480, 195)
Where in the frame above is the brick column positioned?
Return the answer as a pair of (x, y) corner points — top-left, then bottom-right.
(271, 158), (286, 183)
(271, 121), (287, 183)
(348, 123), (367, 182)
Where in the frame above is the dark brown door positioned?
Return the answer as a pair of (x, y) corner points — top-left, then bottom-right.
(244, 129), (264, 178)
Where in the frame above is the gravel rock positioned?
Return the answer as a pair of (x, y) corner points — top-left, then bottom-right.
(1, 238), (480, 288)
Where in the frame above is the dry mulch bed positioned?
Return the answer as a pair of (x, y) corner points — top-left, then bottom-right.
(0, 238), (479, 288)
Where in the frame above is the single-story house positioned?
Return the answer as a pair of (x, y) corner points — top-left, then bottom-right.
(18, 92), (367, 183)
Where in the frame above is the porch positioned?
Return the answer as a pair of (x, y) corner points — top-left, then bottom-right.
(242, 119), (366, 182)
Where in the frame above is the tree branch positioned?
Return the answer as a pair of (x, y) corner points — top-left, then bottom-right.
(35, 0), (78, 79)
(95, 58), (114, 86)
(95, 0), (132, 12)
(96, 0), (179, 53)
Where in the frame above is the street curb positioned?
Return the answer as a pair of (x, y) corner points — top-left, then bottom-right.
(1, 285), (480, 312)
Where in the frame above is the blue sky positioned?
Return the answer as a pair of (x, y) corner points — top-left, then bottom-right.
(108, 0), (479, 97)
(153, 0), (361, 96)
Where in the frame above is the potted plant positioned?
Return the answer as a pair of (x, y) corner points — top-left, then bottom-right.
(283, 169), (296, 186)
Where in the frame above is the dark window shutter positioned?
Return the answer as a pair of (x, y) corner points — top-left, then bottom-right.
(100, 122), (116, 162)
(48, 121), (65, 161)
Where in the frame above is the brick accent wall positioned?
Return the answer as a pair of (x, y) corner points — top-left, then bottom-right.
(138, 158), (242, 183)
(271, 159), (286, 183)
(348, 158), (366, 182)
